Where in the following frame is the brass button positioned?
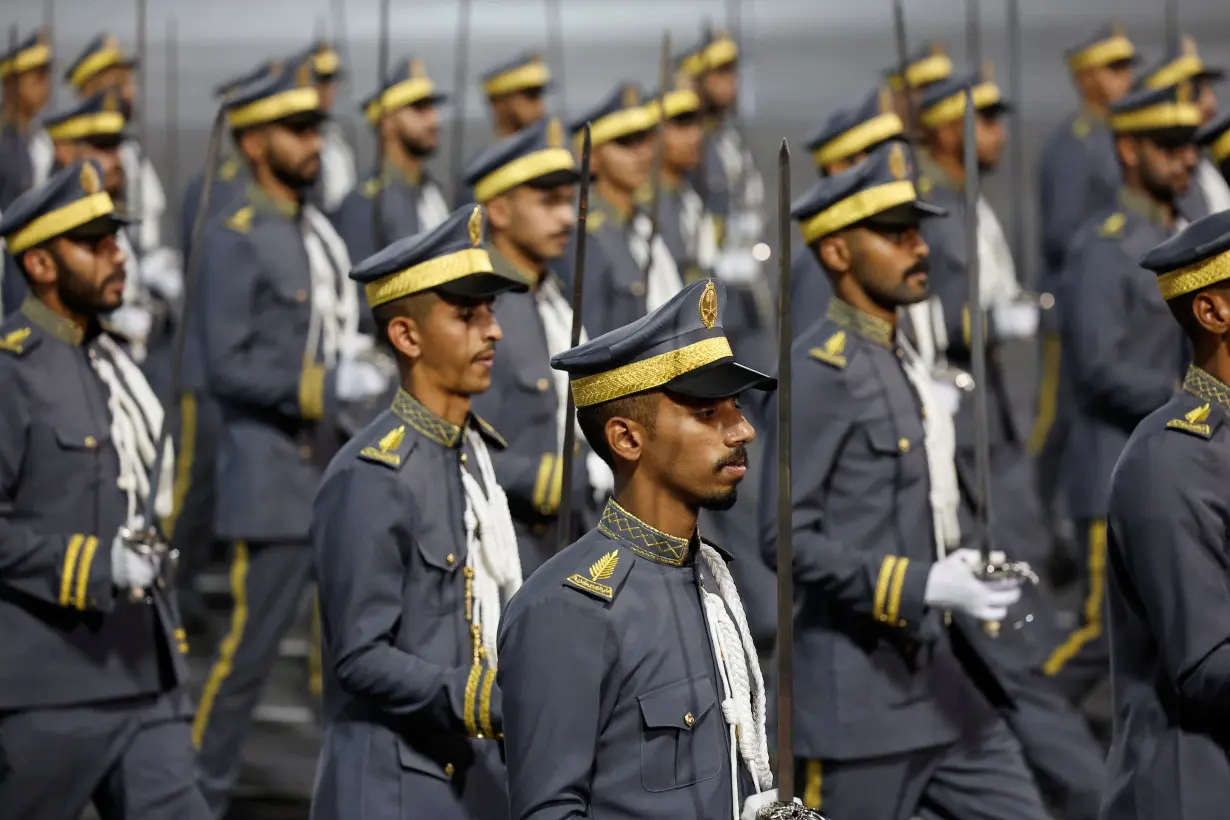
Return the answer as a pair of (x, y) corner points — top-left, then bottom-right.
(446, 553), (456, 566)
(460, 453), (468, 465)
(295, 289), (308, 303)
(532, 523), (548, 536)
(84, 435), (98, 449)
(536, 377), (550, 392)
(299, 445), (313, 459)
(897, 437), (910, 453)
(630, 281), (646, 297)
(683, 712), (695, 727)
(444, 762), (455, 778)
(88, 349), (96, 360)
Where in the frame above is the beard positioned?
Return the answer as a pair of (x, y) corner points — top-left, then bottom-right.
(399, 132), (436, 159)
(270, 150), (320, 191)
(698, 444), (748, 512)
(50, 247), (124, 316)
(863, 257), (931, 309)
(1140, 158), (1182, 204)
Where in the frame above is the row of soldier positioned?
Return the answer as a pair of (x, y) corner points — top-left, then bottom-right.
(2, 13), (1230, 820)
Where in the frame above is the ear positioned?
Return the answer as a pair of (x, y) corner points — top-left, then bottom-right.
(386, 314), (424, 362)
(485, 194), (512, 232)
(1194, 288), (1230, 336)
(237, 127), (264, 164)
(52, 142), (75, 168)
(605, 416), (646, 466)
(816, 235), (851, 274)
(1115, 135), (1138, 169)
(20, 247), (58, 286)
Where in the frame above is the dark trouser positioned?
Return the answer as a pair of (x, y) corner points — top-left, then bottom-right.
(1028, 334), (1074, 534)
(166, 391), (222, 629)
(796, 717), (1048, 820)
(193, 540), (314, 818)
(1041, 519), (1109, 704)
(0, 691), (207, 820)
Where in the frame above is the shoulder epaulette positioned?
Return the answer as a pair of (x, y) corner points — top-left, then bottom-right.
(917, 176), (934, 196)
(218, 157), (240, 182)
(808, 330), (848, 369)
(472, 415), (508, 449)
(359, 423), (414, 469)
(360, 176), (384, 199)
(0, 326), (36, 357)
(563, 547), (635, 603)
(225, 205), (254, 234)
(633, 184), (653, 206)
(1166, 402), (1214, 439)
(586, 211), (606, 233)
(1098, 212), (1125, 239)
(1072, 116), (1091, 140)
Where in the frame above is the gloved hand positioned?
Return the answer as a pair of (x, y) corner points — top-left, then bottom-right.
(741, 789), (804, 820)
(139, 247), (184, 305)
(924, 548), (1022, 621)
(714, 247), (761, 284)
(107, 304), (154, 344)
(586, 450), (614, 505)
(991, 301), (1039, 341)
(111, 533), (161, 591)
(336, 356), (388, 403)
(930, 378), (962, 417)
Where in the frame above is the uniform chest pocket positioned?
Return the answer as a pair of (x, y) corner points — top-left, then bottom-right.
(637, 674), (723, 792)
(864, 419), (925, 477)
(54, 423), (111, 454)
(411, 537), (463, 614)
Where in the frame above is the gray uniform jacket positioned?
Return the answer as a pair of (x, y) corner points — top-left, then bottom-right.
(332, 167), (437, 270)
(758, 298), (1008, 761)
(498, 499), (754, 820)
(0, 298), (187, 709)
(311, 389), (508, 820)
(1102, 368), (1230, 820)
(1059, 188), (1186, 522)
(180, 155), (249, 265)
(0, 123), (35, 211)
(197, 185), (346, 542)
(577, 192), (653, 339)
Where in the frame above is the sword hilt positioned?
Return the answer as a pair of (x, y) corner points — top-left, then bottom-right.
(118, 523), (179, 602)
(978, 558), (1039, 637)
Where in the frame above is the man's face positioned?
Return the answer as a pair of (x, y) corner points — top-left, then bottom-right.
(663, 115), (704, 172)
(638, 392), (755, 512)
(701, 63), (738, 111)
(500, 183), (577, 263)
(27, 228), (128, 316)
(1137, 136), (1198, 201)
(411, 294), (504, 396)
(495, 87), (547, 131)
(594, 131), (653, 194)
(822, 151), (870, 178)
(975, 110), (1007, 170)
(16, 66), (51, 113)
(1196, 79), (1218, 125)
(392, 101), (440, 156)
(83, 66), (136, 117)
(825, 222), (931, 310)
(316, 80), (337, 114)
(1081, 61), (1135, 107)
(263, 119), (323, 189)
(76, 141), (126, 201)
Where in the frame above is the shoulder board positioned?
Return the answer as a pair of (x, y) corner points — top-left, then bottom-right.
(225, 205), (254, 234)
(917, 176), (934, 196)
(633, 183), (653, 206)
(0, 325), (37, 357)
(563, 547), (635, 604)
(586, 211), (606, 233)
(358, 422), (415, 469)
(1097, 212), (1125, 239)
(360, 176), (384, 199)
(1072, 116), (1091, 140)
(472, 415), (508, 449)
(218, 157), (241, 182)
(1166, 401), (1215, 439)
(808, 329), (849, 369)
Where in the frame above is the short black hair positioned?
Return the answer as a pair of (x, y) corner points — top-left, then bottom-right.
(371, 292), (436, 352)
(1168, 290), (1202, 340)
(576, 391), (661, 467)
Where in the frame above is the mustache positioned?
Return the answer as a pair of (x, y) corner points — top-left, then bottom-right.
(714, 445), (748, 472)
(905, 258), (930, 276)
(471, 343), (497, 362)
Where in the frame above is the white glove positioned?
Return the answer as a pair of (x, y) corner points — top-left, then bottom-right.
(924, 548), (1022, 621)
(990, 301), (1039, 341)
(930, 378), (962, 417)
(138, 247), (184, 304)
(714, 247), (761, 284)
(586, 449), (614, 505)
(107, 304), (153, 343)
(110, 535), (161, 590)
(741, 789), (802, 820)
(336, 356), (388, 402)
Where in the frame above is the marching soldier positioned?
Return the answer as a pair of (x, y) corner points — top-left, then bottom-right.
(1044, 82), (1199, 706)
(313, 41), (358, 213)
(1102, 208), (1230, 820)
(189, 60), (387, 817)
(765, 142), (1048, 820)
(463, 117), (607, 575)
(499, 277), (784, 820)
(793, 86), (907, 337)
(332, 56), (451, 268)
(0, 159), (206, 818)
(1199, 111), (1230, 182)
(1031, 24), (1138, 543)
(312, 205), (527, 820)
(1137, 36), (1230, 218)
(480, 52), (551, 141)
(883, 42), (955, 124)
(572, 83), (683, 337)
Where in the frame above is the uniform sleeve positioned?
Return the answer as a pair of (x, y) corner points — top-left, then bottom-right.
(579, 241), (617, 339)
(758, 383), (933, 636)
(497, 596), (611, 820)
(179, 175), (203, 261)
(312, 466), (495, 735)
(1063, 240), (1174, 428)
(0, 367), (116, 613)
(1039, 134), (1093, 275)
(330, 191), (377, 271)
(200, 226), (337, 420)
(1112, 437), (1230, 714)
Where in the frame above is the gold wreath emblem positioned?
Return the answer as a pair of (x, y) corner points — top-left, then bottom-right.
(469, 206), (483, 247)
(889, 143), (908, 181)
(699, 280), (718, 329)
(80, 162), (101, 195)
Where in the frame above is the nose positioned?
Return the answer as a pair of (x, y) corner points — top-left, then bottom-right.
(726, 402), (756, 446)
(486, 311), (504, 343)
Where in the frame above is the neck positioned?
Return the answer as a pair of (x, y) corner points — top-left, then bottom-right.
(252, 166), (302, 212)
(612, 476), (698, 542)
(1123, 178), (1175, 226)
(494, 119), (520, 140)
(931, 147), (965, 188)
(491, 233), (545, 287)
(596, 178), (635, 218)
(661, 163), (683, 188)
(828, 269), (900, 330)
(385, 137), (423, 182)
(1194, 341), (1230, 386)
(2, 103), (33, 131)
(405, 371), (471, 428)
(31, 290), (90, 339)
(1081, 95), (1109, 119)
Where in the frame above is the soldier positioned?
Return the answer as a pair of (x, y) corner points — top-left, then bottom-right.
(1138, 36), (1230, 218)
(312, 204), (527, 820)
(189, 60), (387, 817)
(1044, 82), (1199, 706)
(480, 52), (551, 141)
(1030, 24), (1138, 545)
(313, 41), (358, 213)
(764, 142), (1047, 820)
(793, 86), (907, 338)
(883, 42), (955, 124)
(572, 83), (682, 337)
(332, 56), (451, 268)
(0, 159), (206, 818)
(462, 117), (607, 575)
(1101, 208), (1230, 820)
(499, 277), (784, 819)
(1198, 110), (1230, 182)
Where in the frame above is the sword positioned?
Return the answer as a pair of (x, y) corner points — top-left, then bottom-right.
(1005, 0), (1026, 286)
(132, 0), (147, 234)
(892, 0), (918, 169)
(372, 0), (391, 251)
(640, 31), (671, 285)
(555, 123), (592, 553)
(448, 0), (473, 203)
(1165, 0), (1180, 49)
(165, 16), (179, 226)
(544, 0), (567, 123)
(43, 0), (55, 109)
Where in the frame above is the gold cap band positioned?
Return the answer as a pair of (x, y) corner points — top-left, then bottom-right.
(570, 336), (733, 408)
(314, 50), (340, 77)
(814, 112), (905, 168)
(919, 82), (1002, 128)
(800, 180), (918, 244)
(364, 78), (438, 124)
(1109, 102), (1202, 133)
(46, 111), (126, 143)
(473, 148), (576, 202)
(364, 248), (494, 307)
(1211, 129), (1230, 165)
(229, 87), (322, 129)
(1157, 249), (1230, 300)
(70, 47), (127, 88)
(655, 89), (701, 120)
(1068, 36), (1136, 72)
(1145, 54), (1205, 89)
(483, 61), (550, 97)
(588, 105), (660, 148)
(888, 53), (955, 91)
(5, 192), (117, 253)
(0, 42), (52, 78)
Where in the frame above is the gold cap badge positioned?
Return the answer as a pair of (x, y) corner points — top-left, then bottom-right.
(80, 162), (101, 195)
(411, 58), (426, 80)
(468, 206), (483, 247)
(102, 90), (119, 112)
(622, 85), (639, 109)
(889, 142), (908, 181)
(296, 59), (313, 88)
(699, 280), (718, 329)
(1177, 80), (1193, 103)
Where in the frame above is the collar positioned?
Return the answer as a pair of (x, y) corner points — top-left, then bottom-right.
(21, 296), (86, 346)
(591, 189), (632, 227)
(918, 148), (959, 192)
(392, 388), (466, 448)
(246, 183), (300, 219)
(1118, 185), (1171, 227)
(826, 297), (895, 349)
(1182, 365), (1230, 416)
(597, 498), (694, 567)
(487, 244), (541, 289)
(1079, 102), (1108, 124)
(383, 159), (423, 188)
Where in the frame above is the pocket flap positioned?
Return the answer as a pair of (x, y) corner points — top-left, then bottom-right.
(415, 538), (462, 573)
(396, 736), (452, 781)
(55, 425), (111, 451)
(637, 675), (717, 731)
(864, 420), (911, 456)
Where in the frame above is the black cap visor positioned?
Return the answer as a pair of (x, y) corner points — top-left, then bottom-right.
(1197, 67), (1227, 86)
(664, 358), (777, 400)
(274, 109), (330, 131)
(861, 200), (948, 231)
(434, 271), (529, 301)
(58, 212), (135, 245)
(525, 167), (583, 191)
(1139, 126), (1200, 149)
